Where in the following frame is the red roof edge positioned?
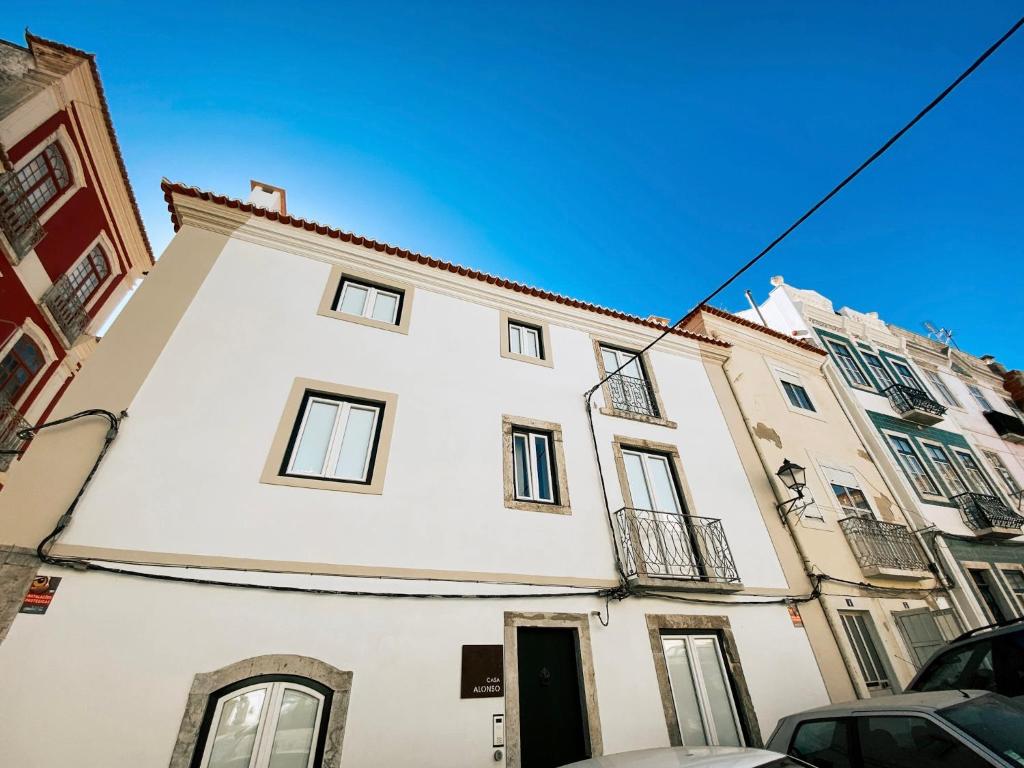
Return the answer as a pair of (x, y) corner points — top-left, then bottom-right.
(25, 32), (154, 265)
(683, 305), (826, 355)
(161, 180), (730, 349)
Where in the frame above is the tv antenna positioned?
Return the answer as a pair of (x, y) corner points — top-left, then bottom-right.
(924, 321), (958, 348)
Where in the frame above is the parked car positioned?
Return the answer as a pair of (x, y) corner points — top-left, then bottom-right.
(563, 746), (811, 767)
(906, 617), (1024, 700)
(766, 689), (1024, 767)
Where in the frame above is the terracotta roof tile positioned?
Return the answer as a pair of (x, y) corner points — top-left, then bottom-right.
(683, 305), (826, 355)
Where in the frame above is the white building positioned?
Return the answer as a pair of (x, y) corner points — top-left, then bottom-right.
(0, 182), (830, 768)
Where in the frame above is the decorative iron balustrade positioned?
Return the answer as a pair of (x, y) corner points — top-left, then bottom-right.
(613, 507), (740, 583)
(606, 373), (659, 418)
(951, 492), (1024, 532)
(41, 275), (90, 346)
(0, 171), (44, 264)
(883, 384), (946, 419)
(838, 516), (930, 572)
(0, 394), (30, 472)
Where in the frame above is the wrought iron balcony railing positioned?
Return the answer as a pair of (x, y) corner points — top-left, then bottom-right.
(0, 171), (44, 264)
(984, 410), (1024, 444)
(951, 492), (1024, 535)
(613, 507), (740, 583)
(606, 373), (659, 418)
(40, 274), (90, 347)
(838, 516), (930, 573)
(0, 394), (31, 472)
(883, 384), (946, 423)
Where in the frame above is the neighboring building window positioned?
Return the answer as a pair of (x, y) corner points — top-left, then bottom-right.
(601, 345), (658, 417)
(967, 384), (994, 412)
(862, 353), (894, 389)
(922, 444), (968, 497)
(828, 341), (869, 387)
(953, 450), (995, 495)
(0, 335), (44, 402)
(982, 450), (1021, 497)
(194, 678), (329, 768)
(925, 370), (961, 407)
(512, 428), (556, 503)
(888, 435), (939, 496)
(890, 361), (922, 391)
(333, 279), (401, 325)
(839, 612), (891, 691)
(1000, 570), (1024, 612)
(284, 394), (382, 482)
(1005, 398), (1024, 419)
(969, 568), (1008, 623)
(781, 380), (815, 412)
(660, 634), (743, 746)
(67, 245), (110, 304)
(508, 321), (543, 360)
(16, 142), (71, 213)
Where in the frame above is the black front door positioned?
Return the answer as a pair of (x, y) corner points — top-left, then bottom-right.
(517, 627), (589, 768)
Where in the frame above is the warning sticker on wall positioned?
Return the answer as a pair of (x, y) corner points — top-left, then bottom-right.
(20, 576), (61, 614)
(787, 603), (804, 628)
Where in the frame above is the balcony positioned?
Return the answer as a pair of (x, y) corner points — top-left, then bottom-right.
(0, 171), (44, 265)
(984, 410), (1024, 445)
(838, 516), (931, 580)
(882, 384), (946, 426)
(606, 373), (659, 418)
(613, 507), (740, 590)
(951, 492), (1024, 539)
(0, 394), (31, 472)
(40, 275), (90, 347)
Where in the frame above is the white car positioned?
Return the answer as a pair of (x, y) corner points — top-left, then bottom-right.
(563, 746), (810, 767)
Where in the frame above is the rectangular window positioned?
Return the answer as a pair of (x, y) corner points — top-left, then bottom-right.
(983, 450), (1021, 496)
(512, 429), (555, 503)
(968, 385), (994, 412)
(508, 322), (543, 360)
(16, 142), (71, 213)
(890, 361), (922, 391)
(781, 380), (816, 412)
(925, 370), (961, 407)
(862, 353), (894, 389)
(888, 435), (939, 496)
(1005, 398), (1024, 419)
(969, 568), (1008, 623)
(823, 466), (872, 518)
(1000, 570), (1024, 612)
(828, 341), (870, 387)
(333, 279), (402, 325)
(284, 393), (382, 483)
(839, 612), (891, 691)
(922, 444), (968, 497)
(601, 345), (658, 417)
(661, 634), (743, 747)
(953, 450), (995, 495)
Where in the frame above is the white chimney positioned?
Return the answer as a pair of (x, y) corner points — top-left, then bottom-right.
(248, 180), (287, 215)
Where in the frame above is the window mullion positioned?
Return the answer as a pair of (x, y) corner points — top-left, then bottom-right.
(324, 403), (351, 477)
(526, 433), (541, 501)
(251, 682), (284, 768)
(364, 286), (378, 318)
(685, 637), (717, 745)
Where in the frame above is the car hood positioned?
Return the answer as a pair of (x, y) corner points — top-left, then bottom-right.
(562, 746), (787, 767)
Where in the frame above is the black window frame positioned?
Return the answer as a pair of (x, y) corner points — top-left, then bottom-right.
(331, 275), (406, 326)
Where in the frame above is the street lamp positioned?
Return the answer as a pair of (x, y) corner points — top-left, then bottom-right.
(776, 459), (807, 498)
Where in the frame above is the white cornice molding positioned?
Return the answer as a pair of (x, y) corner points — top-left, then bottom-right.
(700, 316), (825, 373)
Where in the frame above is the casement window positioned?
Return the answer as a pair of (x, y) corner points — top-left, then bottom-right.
(16, 142), (71, 213)
(334, 279), (401, 325)
(0, 335), (44, 402)
(839, 612), (891, 692)
(284, 394), (382, 483)
(508, 321), (543, 360)
(922, 444), (968, 497)
(861, 353), (894, 389)
(828, 341), (870, 387)
(781, 379), (816, 412)
(967, 384), (994, 412)
(600, 345), (658, 417)
(887, 435), (939, 496)
(67, 245), (110, 305)
(969, 568), (1008, 623)
(512, 429), (556, 503)
(952, 450), (995, 495)
(622, 449), (682, 514)
(925, 370), (961, 408)
(1005, 398), (1024, 420)
(982, 450), (1021, 497)
(824, 467), (872, 518)
(660, 634), (744, 747)
(1000, 570), (1024, 612)
(890, 361), (923, 391)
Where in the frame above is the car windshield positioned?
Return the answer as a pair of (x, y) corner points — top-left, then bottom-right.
(760, 758), (813, 768)
(940, 694), (1024, 766)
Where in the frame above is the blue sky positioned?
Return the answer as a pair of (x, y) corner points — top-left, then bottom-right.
(7, 2), (1023, 362)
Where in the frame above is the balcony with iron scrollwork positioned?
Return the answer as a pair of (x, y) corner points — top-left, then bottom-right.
(838, 516), (932, 580)
(0, 171), (45, 265)
(40, 275), (90, 348)
(613, 507), (741, 590)
(0, 394), (31, 472)
(882, 384), (946, 426)
(951, 492), (1024, 539)
(606, 373), (660, 418)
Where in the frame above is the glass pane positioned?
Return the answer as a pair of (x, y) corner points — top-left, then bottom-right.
(267, 689), (319, 768)
(509, 325), (522, 355)
(533, 435), (552, 501)
(859, 716), (989, 768)
(601, 348), (619, 374)
(333, 407), (376, 480)
(791, 720), (851, 768)
(523, 329), (539, 358)
(371, 292), (398, 323)
(662, 638), (707, 746)
(941, 696), (1024, 767)
(513, 434), (531, 498)
(206, 688), (266, 768)
(623, 452), (652, 510)
(647, 456), (681, 514)
(290, 401), (338, 475)
(694, 638), (741, 746)
(338, 283), (368, 315)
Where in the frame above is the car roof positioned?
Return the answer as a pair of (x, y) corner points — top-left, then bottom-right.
(779, 689), (990, 719)
(562, 746), (787, 768)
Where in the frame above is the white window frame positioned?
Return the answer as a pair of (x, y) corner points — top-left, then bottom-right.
(286, 396), (380, 482)
(661, 634), (744, 747)
(335, 279), (401, 325)
(198, 680), (326, 768)
(919, 441), (970, 499)
(781, 379), (815, 412)
(827, 341), (871, 388)
(512, 429), (555, 503)
(982, 450), (1022, 497)
(861, 352), (895, 389)
(967, 384), (994, 412)
(622, 449), (683, 513)
(890, 360), (923, 391)
(1004, 398), (1024, 420)
(508, 322), (542, 360)
(997, 566), (1024, 615)
(924, 370), (961, 408)
(885, 432), (941, 498)
(9, 126), (85, 227)
(822, 465), (874, 519)
(839, 611), (892, 692)
(951, 449), (995, 496)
